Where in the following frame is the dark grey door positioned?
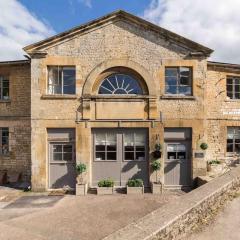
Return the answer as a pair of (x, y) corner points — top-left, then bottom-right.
(92, 128), (149, 187)
(164, 141), (191, 188)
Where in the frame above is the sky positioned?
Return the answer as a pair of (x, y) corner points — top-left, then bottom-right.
(0, 0), (240, 63)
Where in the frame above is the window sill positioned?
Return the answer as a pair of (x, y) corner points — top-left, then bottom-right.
(224, 99), (240, 102)
(0, 99), (11, 103)
(160, 95), (196, 100)
(41, 94), (78, 100)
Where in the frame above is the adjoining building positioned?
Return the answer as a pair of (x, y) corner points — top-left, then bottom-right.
(0, 10), (240, 191)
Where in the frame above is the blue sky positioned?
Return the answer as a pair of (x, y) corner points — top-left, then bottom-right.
(19, 0), (150, 33)
(1, 0), (240, 63)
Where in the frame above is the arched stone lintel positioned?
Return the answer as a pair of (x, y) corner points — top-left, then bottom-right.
(82, 59), (157, 96)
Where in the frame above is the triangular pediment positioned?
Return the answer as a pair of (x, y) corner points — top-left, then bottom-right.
(23, 10), (213, 56)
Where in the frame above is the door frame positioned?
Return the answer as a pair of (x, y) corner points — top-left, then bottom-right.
(91, 128), (149, 187)
(164, 140), (192, 189)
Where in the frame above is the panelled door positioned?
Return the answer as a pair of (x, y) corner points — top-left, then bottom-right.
(48, 129), (76, 189)
(92, 128), (149, 187)
(164, 141), (191, 188)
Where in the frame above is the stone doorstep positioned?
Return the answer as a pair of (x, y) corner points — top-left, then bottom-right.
(103, 166), (240, 240)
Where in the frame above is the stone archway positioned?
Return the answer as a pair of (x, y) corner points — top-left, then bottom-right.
(82, 58), (157, 96)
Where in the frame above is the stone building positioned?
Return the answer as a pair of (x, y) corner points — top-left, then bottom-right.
(0, 10), (240, 191)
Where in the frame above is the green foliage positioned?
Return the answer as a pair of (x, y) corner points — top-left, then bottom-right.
(208, 160), (221, 165)
(155, 143), (162, 152)
(200, 142), (208, 150)
(127, 179), (144, 187)
(151, 160), (161, 171)
(98, 178), (114, 187)
(76, 163), (87, 175)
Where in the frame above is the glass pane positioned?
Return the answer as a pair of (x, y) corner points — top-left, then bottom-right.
(234, 128), (240, 139)
(124, 133), (134, 146)
(227, 91), (233, 99)
(53, 145), (62, 153)
(177, 152), (186, 159)
(167, 144), (177, 152)
(180, 76), (191, 86)
(96, 145), (105, 151)
(125, 146), (134, 151)
(95, 133), (106, 145)
(125, 152), (134, 160)
(165, 78), (177, 94)
(165, 68), (178, 77)
(48, 67), (61, 94)
(107, 145), (116, 151)
(2, 87), (9, 99)
(136, 146), (145, 151)
(98, 74), (143, 95)
(235, 144), (240, 153)
(227, 84), (232, 92)
(53, 153), (62, 161)
(177, 144), (186, 151)
(235, 92), (240, 99)
(180, 67), (191, 77)
(227, 143), (233, 152)
(235, 84), (240, 92)
(63, 153), (72, 161)
(136, 152), (145, 160)
(227, 139), (233, 144)
(235, 78), (240, 85)
(167, 152), (177, 159)
(63, 67), (75, 94)
(179, 86), (191, 95)
(107, 152), (116, 160)
(227, 128), (234, 139)
(227, 78), (233, 84)
(63, 145), (72, 153)
(96, 152), (105, 161)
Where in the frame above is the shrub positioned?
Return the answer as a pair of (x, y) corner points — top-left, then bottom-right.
(127, 179), (144, 187)
(151, 160), (161, 171)
(98, 178), (114, 187)
(208, 160), (221, 165)
(76, 163), (87, 175)
(200, 142), (208, 150)
(155, 143), (162, 152)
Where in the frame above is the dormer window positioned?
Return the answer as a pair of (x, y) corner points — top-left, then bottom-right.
(98, 73), (143, 95)
(48, 66), (76, 95)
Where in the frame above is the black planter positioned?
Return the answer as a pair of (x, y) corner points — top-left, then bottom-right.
(153, 151), (161, 158)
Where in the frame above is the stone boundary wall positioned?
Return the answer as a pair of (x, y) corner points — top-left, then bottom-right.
(103, 166), (240, 240)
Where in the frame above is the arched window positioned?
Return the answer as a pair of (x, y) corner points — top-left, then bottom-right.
(98, 73), (143, 95)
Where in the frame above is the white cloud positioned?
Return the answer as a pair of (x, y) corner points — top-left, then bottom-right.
(143, 0), (240, 64)
(0, 0), (55, 61)
(78, 0), (92, 8)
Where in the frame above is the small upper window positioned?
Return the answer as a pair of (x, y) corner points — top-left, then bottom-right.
(227, 77), (240, 99)
(0, 76), (9, 100)
(165, 67), (192, 96)
(98, 73), (143, 95)
(0, 128), (9, 155)
(48, 66), (76, 95)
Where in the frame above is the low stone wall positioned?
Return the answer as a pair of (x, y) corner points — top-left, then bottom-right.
(103, 166), (240, 240)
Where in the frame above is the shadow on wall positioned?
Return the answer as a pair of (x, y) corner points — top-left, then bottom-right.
(121, 160), (148, 186)
(50, 163), (76, 189)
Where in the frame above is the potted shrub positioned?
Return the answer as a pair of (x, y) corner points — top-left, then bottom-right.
(153, 143), (162, 158)
(200, 142), (208, 150)
(76, 163), (88, 196)
(150, 160), (162, 194)
(97, 178), (114, 195)
(126, 179), (144, 194)
(207, 160), (224, 174)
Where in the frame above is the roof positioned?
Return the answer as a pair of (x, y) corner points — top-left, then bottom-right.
(0, 60), (30, 66)
(208, 61), (240, 70)
(23, 10), (213, 56)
